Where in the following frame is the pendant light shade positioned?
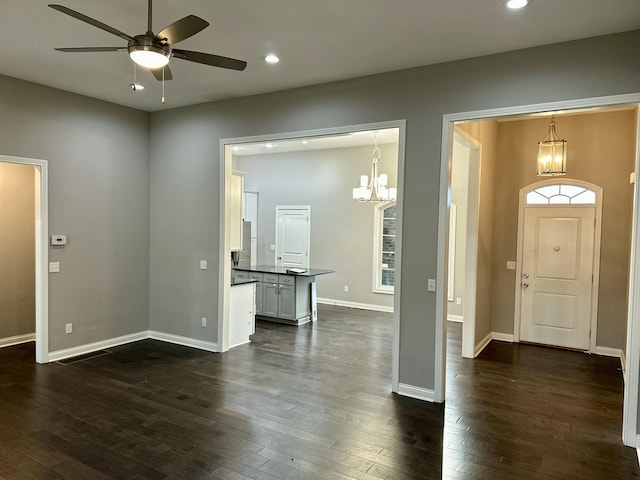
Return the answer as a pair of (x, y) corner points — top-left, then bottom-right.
(537, 117), (567, 176)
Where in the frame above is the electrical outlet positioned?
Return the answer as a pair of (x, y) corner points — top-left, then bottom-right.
(65, 323), (72, 334)
(199, 260), (208, 270)
(456, 297), (462, 306)
(344, 285), (349, 292)
(201, 317), (207, 327)
(507, 261), (516, 270)
(49, 262), (60, 273)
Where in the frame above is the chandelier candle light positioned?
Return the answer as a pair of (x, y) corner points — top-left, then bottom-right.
(537, 117), (567, 176)
(353, 134), (397, 202)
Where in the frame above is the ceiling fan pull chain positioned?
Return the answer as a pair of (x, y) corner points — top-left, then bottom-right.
(161, 66), (165, 104)
(133, 63), (137, 90)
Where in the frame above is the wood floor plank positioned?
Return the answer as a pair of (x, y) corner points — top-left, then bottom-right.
(0, 308), (638, 478)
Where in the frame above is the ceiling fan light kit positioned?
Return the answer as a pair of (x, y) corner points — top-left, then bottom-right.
(48, 0), (247, 103)
(128, 37), (171, 69)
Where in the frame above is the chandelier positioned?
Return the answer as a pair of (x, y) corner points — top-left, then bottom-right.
(537, 117), (567, 176)
(352, 135), (397, 202)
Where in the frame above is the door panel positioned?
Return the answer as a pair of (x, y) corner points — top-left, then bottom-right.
(520, 207), (595, 350)
(275, 206), (310, 268)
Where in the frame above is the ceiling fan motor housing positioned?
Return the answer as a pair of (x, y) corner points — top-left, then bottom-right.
(128, 34), (171, 69)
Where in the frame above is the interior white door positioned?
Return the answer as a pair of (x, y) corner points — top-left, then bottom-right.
(275, 206), (310, 269)
(520, 206), (595, 350)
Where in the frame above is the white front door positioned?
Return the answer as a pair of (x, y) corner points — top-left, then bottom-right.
(275, 206), (310, 269)
(520, 206), (596, 350)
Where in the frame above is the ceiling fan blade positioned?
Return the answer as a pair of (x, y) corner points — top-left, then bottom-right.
(55, 47), (127, 52)
(155, 15), (209, 45)
(172, 49), (247, 71)
(150, 66), (173, 81)
(48, 4), (135, 42)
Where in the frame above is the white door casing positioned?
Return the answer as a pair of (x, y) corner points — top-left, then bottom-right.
(275, 206), (311, 269)
(519, 206), (595, 350)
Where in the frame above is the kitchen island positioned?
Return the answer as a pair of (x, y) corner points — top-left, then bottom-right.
(232, 265), (334, 325)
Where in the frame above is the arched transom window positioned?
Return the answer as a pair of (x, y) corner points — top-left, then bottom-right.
(526, 184), (596, 205)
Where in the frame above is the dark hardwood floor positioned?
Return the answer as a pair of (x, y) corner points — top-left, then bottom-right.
(0, 306), (638, 479)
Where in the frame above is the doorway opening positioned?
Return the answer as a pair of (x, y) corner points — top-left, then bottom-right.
(219, 120), (406, 392)
(0, 155), (48, 364)
(436, 94), (640, 447)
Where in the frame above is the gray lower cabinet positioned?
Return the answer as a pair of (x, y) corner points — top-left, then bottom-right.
(254, 272), (313, 324)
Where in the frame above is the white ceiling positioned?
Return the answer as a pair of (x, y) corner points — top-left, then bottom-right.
(2, 1), (639, 112)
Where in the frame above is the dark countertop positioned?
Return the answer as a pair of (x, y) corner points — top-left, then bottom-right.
(230, 278), (258, 287)
(233, 265), (335, 277)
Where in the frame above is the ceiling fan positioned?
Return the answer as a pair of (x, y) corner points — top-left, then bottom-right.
(48, 0), (247, 83)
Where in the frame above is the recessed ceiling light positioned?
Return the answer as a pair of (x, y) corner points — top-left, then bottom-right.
(505, 0), (529, 9)
(129, 83), (145, 91)
(265, 54), (280, 64)
(265, 143), (274, 148)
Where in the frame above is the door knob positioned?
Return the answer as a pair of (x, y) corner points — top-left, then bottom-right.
(523, 273), (529, 279)
(522, 283), (529, 288)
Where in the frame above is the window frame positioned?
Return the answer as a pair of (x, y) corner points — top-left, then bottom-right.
(373, 201), (396, 294)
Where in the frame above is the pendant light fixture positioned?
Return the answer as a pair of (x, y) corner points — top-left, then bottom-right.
(352, 133), (397, 203)
(537, 117), (567, 176)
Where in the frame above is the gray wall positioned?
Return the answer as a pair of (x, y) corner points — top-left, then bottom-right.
(234, 144), (398, 309)
(0, 74), (150, 352)
(0, 162), (35, 339)
(148, 30), (640, 391)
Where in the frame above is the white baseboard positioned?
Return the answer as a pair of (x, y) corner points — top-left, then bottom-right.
(636, 435), (640, 466)
(48, 330), (219, 363)
(447, 314), (463, 323)
(0, 332), (35, 348)
(149, 331), (218, 353)
(475, 332), (492, 357)
(473, 331), (514, 357)
(317, 297), (393, 313)
(595, 346), (623, 358)
(48, 331), (149, 362)
(397, 383), (435, 402)
(491, 332), (514, 343)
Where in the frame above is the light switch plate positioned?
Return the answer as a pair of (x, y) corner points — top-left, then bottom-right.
(427, 278), (436, 292)
(199, 260), (208, 270)
(507, 261), (516, 270)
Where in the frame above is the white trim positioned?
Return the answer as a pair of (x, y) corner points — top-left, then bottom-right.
(621, 350), (627, 380)
(317, 297), (393, 313)
(475, 332), (492, 357)
(220, 120), (407, 395)
(595, 346), (624, 358)
(447, 314), (463, 323)
(514, 179), (603, 353)
(397, 383), (435, 402)
(0, 333), (35, 348)
(491, 332), (514, 343)
(372, 201), (397, 294)
(149, 331), (218, 353)
(48, 331), (149, 362)
(437, 94), (640, 448)
(474, 332), (515, 357)
(624, 104), (640, 448)
(454, 130), (482, 360)
(48, 330), (219, 363)
(0, 155), (48, 364)
(636, 435), (640, 466)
